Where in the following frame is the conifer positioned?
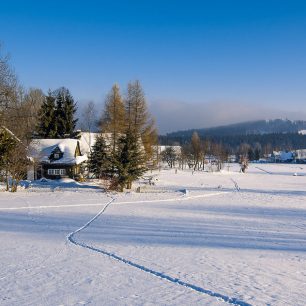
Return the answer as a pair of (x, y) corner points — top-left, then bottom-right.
(37, 91), (57, 138)
(36, 87), (77, 138)
(113, 131), (146, 191)
(89, 134), (111, 179)
(54, 87), (78, 138)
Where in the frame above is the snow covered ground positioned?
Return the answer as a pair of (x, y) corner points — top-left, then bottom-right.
(1, 164), (306, 305)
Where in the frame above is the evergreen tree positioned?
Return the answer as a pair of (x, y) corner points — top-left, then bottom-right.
(248, 147), (255, 161)
(96, 81), (156, 191)
(54, 89), (65, 137)
(36, 87), (77, 138)
(0, 128), (15, 169)
(89, 134), (111, 179)
(113, 131), (146, 191)
(37, 91), (57, 138)
(54, 87), (78, 138)
(62, 89), (78, 137)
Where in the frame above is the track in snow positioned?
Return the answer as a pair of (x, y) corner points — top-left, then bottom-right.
(230, 178), (240, 192)
(67, 192), (251, 306)
(255, 166), (273, 174)
(0, 192), (228, 211)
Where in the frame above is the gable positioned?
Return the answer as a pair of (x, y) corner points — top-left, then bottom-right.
(75, 141), (81, 157)
(49, 146), (64, 161)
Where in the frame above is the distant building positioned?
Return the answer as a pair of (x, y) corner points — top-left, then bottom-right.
(271, 151), (294, 163)
(227, 155), (237, 163)
(295, 149), (306, 163)
(155, 145), (182, 156)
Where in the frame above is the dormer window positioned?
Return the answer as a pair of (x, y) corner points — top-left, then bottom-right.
(54, 153), (60, 159)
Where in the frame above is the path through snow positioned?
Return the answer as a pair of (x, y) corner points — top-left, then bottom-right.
(67, 191), (251, 306)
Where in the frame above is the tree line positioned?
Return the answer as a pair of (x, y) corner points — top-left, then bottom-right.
(160, 132), (306, 160)
(161, 131), (228, 172)
(165, 119), (306, 138)
(160, 131), (293, 173)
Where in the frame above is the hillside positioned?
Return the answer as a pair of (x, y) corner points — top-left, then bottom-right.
(165, 119), (306, 138)
(160, 119), (306, 150)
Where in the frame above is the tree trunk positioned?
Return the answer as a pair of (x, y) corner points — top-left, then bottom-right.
(5, 169), (9, 191)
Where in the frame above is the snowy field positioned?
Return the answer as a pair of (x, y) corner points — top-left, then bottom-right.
(1, 163), (306, 306)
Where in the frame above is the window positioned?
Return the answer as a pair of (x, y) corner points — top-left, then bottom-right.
(54, 153), (60, 159)
(48, 169), (66, 175)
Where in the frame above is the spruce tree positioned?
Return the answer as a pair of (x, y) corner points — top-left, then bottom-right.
(89, 135), (111, 179)
(54, 87), (78, 138)
(62, 89), (78, 137)
(37, 87), (78, 139)
(113, 131), (146, 191)
(37, 91), (57, 138)
(55, 89), (65, 137)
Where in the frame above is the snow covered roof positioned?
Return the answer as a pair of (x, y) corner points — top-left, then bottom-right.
(155, 145), (182, 155)
(79, 132), (99, 155)
(78, 132), (116, 154)
(29, 139), (87, 165)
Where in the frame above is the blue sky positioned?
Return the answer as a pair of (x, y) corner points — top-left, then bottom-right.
(1, 0), (306, 133)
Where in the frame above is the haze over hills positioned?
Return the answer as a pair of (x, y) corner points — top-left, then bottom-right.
(164, 119), (306, 138)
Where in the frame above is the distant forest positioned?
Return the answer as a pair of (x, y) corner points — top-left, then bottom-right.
(160, 119), (306, 152)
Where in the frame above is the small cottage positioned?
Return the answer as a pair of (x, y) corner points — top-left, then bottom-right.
(28, 139), (87, 180)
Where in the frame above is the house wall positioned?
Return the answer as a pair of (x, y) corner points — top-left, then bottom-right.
(27, 166), (35, 180)
(39, 164), (74, 180)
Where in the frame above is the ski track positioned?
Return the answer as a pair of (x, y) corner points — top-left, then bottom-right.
(67, 192), (251, 306)
(255, 166), (273, 174)
(0, 191), (228, 211)
(230, 178), (240, 192)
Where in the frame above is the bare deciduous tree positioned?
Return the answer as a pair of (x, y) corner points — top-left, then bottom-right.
(81, 101), (97, 132)
(0, 46), (38, 191)
(238, 143), (250, 173)
(190, 131), (201, 170)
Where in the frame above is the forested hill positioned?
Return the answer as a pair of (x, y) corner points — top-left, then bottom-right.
(165, 119), (306, 138)
(159, 119), (306, 150)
